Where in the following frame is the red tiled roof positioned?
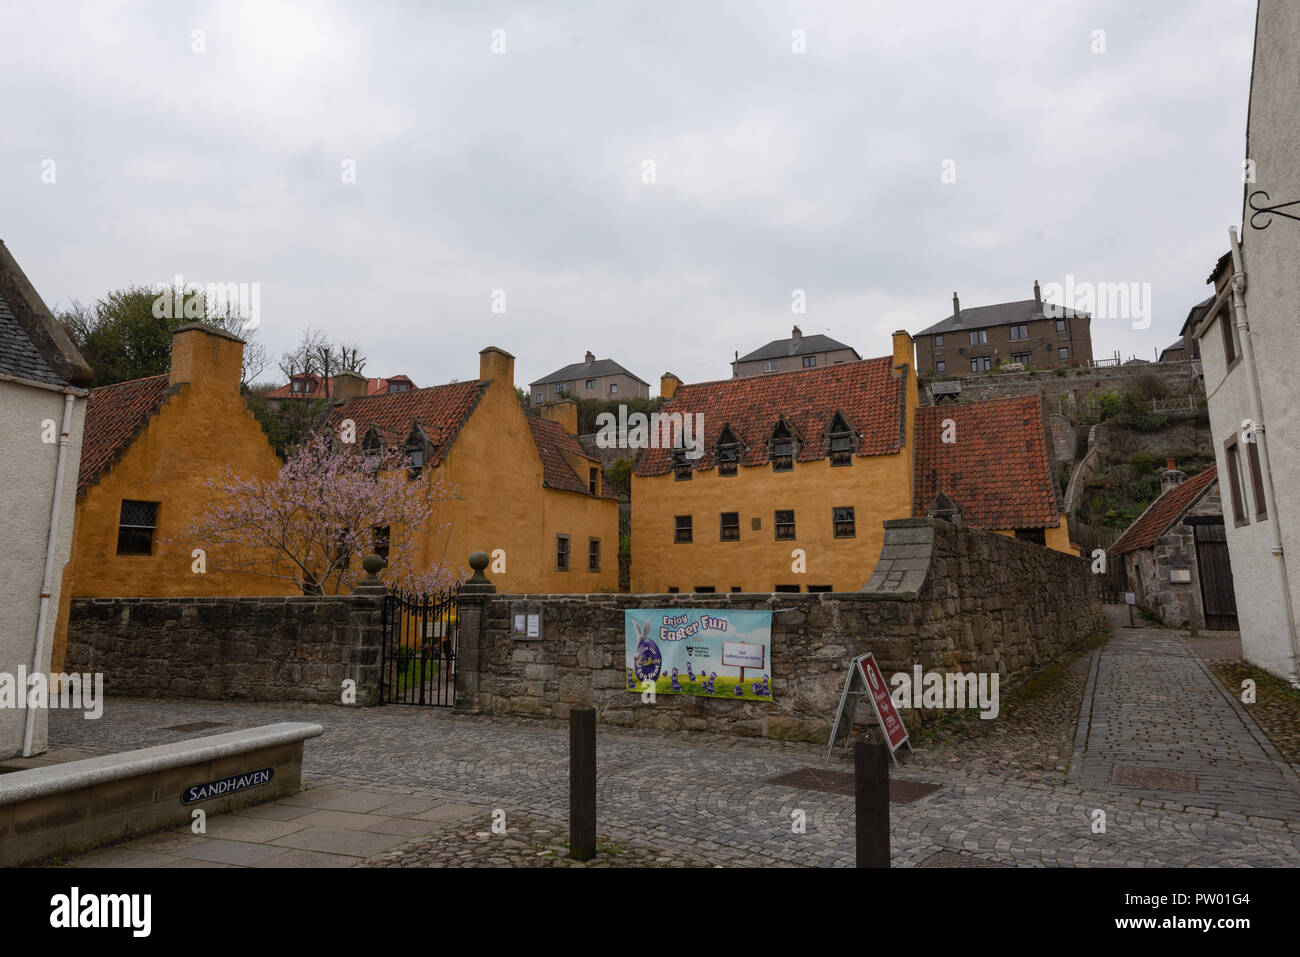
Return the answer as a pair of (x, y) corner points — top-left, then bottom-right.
(526, 416), (618, 499)
(331, 381), (488, 467)
(636, 357), (905, 476)
(78, 374), (173, 494)
(1109, 466), (1218, 555)
(912, 396), (1060, 530)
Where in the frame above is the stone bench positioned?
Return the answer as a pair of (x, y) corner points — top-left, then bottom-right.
(0, 722), (322, 866)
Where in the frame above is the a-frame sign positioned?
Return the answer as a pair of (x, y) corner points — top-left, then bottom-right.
(826, 652), (911, 765)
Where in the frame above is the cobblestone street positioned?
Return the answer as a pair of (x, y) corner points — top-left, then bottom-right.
(45, 606), (1300, 867)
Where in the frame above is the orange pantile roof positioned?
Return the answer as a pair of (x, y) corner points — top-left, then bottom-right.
(331, 381), (487, 467)
(912, 396), (1060, 530)
(527, 416), (619, 499)
(1109, 466), (1218, 555)
(636, 356), (905, 476)
(77, 374), (173, 494)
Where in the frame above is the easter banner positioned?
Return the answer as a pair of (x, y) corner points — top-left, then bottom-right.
(625, 609), (773, 700)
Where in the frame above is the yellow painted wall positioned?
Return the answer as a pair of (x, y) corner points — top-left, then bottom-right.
(631, 335), (919, 593)
(992, 515), (1074, 555)
(404, 348), (618, 594)
(52, 327), (294, 671)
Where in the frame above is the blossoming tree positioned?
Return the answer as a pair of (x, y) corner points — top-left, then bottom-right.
(175, 432), (462, 595)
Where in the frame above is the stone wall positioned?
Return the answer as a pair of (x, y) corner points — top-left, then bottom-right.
(921, 360), (1203, 410)
(65, 591), (385, 705)
(457, 518), (1104, 743)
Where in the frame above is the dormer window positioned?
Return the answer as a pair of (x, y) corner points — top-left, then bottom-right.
(716, 425), (742, 477)
(769, 419), (797, 472)
(403, 421), (431, 479)
(672, 447), (693, 481)
(291, 376), (311, 394)
(826, 412), (858, 467)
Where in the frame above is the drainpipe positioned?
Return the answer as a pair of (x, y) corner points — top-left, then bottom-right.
(1227, 226), (1300, 684)
(22, 391), (76, 757)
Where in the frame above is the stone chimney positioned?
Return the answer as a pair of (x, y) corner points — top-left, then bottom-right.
(584, 350), (595, 364)
(791, 325), (802, 340)
(952, 292), (960, 323)
(169, 323), (244, 395)
(331, 370), (368, 403)
(892, 330), (914, 376)
(1160, 458), (1187, 494)
(1033, 279), (1043, 313)
(660, 372), (682, 400)
(538, 398), (578, 435)
(478, 346), (515, 385)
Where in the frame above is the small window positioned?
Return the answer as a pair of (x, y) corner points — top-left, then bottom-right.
(833, 506), (855, 538)
(1014, 528), (1046, 545)
(675, 515), (693, 543)
(373, 525), (390, 562)
(1222, 311), (1241, 365)
(1055, 319), (1067, 333)
(1010, 324), (1028, 340)
(807, 585), (833, 593)
(934, 334), (944, 349)
(774, 509), (796, 541)
(1058, 346), (1070, 361)
(556, 535), (570, 571)
(770, 421), (796, 472)
(730, 586), (742, 593)
(1247, 442), (1267, 521)
(673, 448), (693, 481)
(969, 330), (988, 345)
(535, 391), (544, 403)
(1011, 352), (1031, 364)
(609, 383), (618, 395)
(1225, 438), (1247, 526)
(667, 587), (680, 594)
(694, 586), (715, 594)
(764, 359), (778, 373)
(936, 361), (946, 373)
(589, 467), (599, 495)
(970, 356), (991, 372)
(774, 584), (801, 593)
(826, 412), (856, 467)
(720, 512), (740, 542)
(802, 355), (816, 368)
(716, 425), (742, 476)
(117, 500), (159, 555)
(585, 379), (596, 390)
(588, 538), (601, 572)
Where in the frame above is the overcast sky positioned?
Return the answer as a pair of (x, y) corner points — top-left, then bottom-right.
(2, 0), (1256, 390)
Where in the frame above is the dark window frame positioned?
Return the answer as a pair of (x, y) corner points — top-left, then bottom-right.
(674, 515), (693, 543)
(1224, 436), (1247, 527)
(936, 360), (946, 373)
(774, 509), (796, 541)
(556, 534), (571, 571)
(1010, 324), (1029, 341)
(589, 467), (599, 495)
(1247, 440), (1268, 521)
(720, 511), (740, 542)
(588, 537), (601, 572)
(116, 499), (160, 556)
(802, 355), (816, 368)
(832, 506), (856, 538)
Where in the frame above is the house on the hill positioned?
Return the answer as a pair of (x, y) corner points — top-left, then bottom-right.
(0, 241), (93, 758)
(264, 372), (416, 406)
(631, 332), (918, 593)
(529, 351), (649, 406)
(1108, 462), (1236, 629)
(334, 347), (619, 593)
(731, 326), (860, 378)
(912, 396), (1071, 552)
(51, 323), (295, 673)
(914, 283), (1093, 376)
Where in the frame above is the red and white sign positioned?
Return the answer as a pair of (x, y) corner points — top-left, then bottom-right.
(857, 653), (909, 751)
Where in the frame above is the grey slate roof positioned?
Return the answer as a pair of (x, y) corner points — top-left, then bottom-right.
(736, 333), (858, 363)
(0, 289), (67, 386)
(531, 358), (648, 387)
(917, 298), (1090, 337)
(1179, 295), (1215, 337)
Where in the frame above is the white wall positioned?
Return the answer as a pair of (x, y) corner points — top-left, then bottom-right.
(0, 380), (85, 756)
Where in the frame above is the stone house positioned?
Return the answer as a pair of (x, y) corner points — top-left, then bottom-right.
(51, 324), (297, 672)
(0, 241), (92, 758)
(731, 326), (861, 378)
(1108, 463), (1235, 629)
(529, 351), (649, 406)
(1193, 0), (1300, 681)
(631, 332), (919, 593)
(912, 395), (1072, 553)
(334, 347), (619, 594)
(914, 283), (1094, 377)
(263, 372), (416, 406)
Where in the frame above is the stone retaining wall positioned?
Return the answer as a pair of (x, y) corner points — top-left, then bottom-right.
(65, 591), (385, 705)
(458, 518), (1104, 743)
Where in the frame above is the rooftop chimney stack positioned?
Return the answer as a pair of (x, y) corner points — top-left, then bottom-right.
(584, 350), (595, 364)
(1160, 459), (1187, 495)
(1033, 279), (1042, 313)
(791, 325), (802, 340)
(953, 292), (960, 323)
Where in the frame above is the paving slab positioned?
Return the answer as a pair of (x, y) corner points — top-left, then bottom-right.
(172, 839), (291, 866)
(268, 825), (409, 858)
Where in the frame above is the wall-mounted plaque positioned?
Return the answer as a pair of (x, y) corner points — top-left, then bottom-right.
(511, 601), (543, 641)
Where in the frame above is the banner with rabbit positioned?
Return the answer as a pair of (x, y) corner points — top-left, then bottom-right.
(625, 609), (773, 700)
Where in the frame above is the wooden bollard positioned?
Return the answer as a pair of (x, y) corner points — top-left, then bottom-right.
(855, 738), (890, 868)
(569, 706), (596, 861)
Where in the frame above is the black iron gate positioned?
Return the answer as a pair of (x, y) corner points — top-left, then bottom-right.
(380, 588), (459, 706)
(1193, 521), (1239, 631)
